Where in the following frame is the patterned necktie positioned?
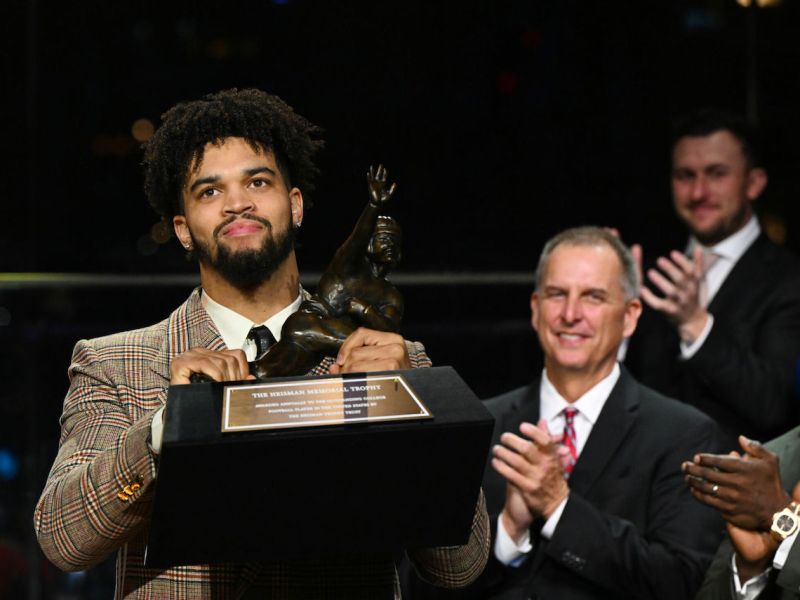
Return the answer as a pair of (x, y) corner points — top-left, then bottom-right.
(247, 325), (276, 358)
(699, 249), (721, 308)
(562, 407), (579, 478)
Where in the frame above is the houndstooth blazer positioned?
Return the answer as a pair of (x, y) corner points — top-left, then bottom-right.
(34, 288), (489, 599)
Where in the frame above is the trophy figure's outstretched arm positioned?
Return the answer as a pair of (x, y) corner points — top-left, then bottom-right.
(328, 164), (396, 273)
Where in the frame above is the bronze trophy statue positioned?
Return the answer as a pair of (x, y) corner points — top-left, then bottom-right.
(249, 164), (404, 380)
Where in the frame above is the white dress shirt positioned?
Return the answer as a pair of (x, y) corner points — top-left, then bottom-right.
(202, 289), (303, 361)
(495, 364), (621, 565)
(680, 217), (760, 358)
(149, 289), (303, 454)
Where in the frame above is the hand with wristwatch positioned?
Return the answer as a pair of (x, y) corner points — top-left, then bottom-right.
(681, 435), (800, 581)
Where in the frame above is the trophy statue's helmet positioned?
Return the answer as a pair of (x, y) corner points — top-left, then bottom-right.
(368, 216), (402, 266)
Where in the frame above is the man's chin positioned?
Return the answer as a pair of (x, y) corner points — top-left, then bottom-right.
(690, 224), (727, 246)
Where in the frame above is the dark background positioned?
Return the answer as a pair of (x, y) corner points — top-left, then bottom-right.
(3, 1), (800, 597)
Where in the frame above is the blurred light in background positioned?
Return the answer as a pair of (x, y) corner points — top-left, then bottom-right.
(151, 221), (172, 244)
(91, 134), (136, 158)
(736, 0), (782, 7)
(0, 449), (20, 481)
(496, 71), (520, 95)
(684, 7), (723, 31)
(762, 214), (788, 245)
(131, 118), (155, 142)
(207, 38), (230, 60)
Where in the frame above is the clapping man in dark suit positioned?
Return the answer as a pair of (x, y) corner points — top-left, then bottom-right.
(684, 428), (800, 599)
(625, 109), (800, 449)
(404, 227), (721, 599)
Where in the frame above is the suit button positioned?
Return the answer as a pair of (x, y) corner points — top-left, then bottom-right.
(561, 550), (586, 571)
(118, 479), (143, 501)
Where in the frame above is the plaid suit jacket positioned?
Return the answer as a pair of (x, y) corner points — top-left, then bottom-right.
(34, 288), (489, 599)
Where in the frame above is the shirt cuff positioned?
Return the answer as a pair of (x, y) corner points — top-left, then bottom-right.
(680, 314), (714, 359)
(731, 553), (771, 600)
(774, 531), (798, 569)
(149, 407), (166, 455)
(540, 496), (568, 539)
(494, 512), (533, 566)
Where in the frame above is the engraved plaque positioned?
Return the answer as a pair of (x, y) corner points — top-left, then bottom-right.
(221, 374), (432, 432)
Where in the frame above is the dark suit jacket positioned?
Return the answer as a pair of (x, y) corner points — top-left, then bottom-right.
(696, 426), (800, 600)
(626, 234), (800, 450)
(403, 367), (723, 600)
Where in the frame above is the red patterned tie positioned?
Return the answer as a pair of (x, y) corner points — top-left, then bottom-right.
(562, 407), (579, 478)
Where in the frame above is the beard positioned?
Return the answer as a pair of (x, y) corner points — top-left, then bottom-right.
(191, 214), (296, 292)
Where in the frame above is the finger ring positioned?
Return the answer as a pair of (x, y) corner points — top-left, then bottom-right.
(711, 484), (719, 496)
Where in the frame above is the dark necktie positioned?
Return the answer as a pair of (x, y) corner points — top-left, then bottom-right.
(247, 325), (276, 358)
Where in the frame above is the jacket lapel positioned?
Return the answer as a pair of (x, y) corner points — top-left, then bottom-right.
(707, 234), (766, 315)
(513, 380), (542, 429)
(149, 288), (225, 382)
(567, 368), (639, 497)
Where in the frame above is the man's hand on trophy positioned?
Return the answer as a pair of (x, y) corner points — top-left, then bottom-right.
(170, 348), (255, 385)
(367, 164), (396, 207)
(328, 327), (410, 374)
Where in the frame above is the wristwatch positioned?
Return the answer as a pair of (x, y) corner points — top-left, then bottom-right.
(770, 501), (800, 542)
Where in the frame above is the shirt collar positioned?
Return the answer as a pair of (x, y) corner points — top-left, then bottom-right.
(688, 216), (760, 262)
(201, 289), (303, 351)
(540, 363), (621, 425)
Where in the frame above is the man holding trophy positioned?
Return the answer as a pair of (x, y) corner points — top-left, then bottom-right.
(34, 88), (489, 599)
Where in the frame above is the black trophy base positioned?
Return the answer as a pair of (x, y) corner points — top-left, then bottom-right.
(144, 366), (493, 568)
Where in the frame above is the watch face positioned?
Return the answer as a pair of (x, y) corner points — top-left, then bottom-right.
(777, 514), (796, 532)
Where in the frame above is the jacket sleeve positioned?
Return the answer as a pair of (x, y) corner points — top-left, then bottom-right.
(694, 538), (743, 600)
(776, 534), (800, 596)
(33, 339), (161, 571)
(541, 416), (723, 599)
(406, 340), (433, 369)
(406, 489), (491, 588)
(685, 282), (800, 433)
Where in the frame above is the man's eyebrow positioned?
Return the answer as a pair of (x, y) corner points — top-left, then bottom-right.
(188, 166), (277, 192)
(244, 166), (277, 177)
(583, 287), (608, 296)
(189, 175), (219, 192)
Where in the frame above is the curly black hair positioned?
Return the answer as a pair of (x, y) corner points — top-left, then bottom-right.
(143, 88), (324, 222)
